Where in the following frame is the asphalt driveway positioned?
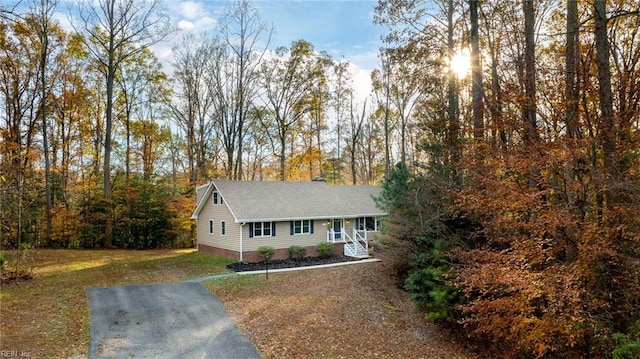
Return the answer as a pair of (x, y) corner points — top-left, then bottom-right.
(86, 282), (261, 359)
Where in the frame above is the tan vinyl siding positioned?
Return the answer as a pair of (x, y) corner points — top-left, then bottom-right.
(195, 183), (209, 204)
(242, 220), (328, 251)
(196, 197), (240, 252)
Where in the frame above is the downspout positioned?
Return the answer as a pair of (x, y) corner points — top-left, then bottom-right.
(240, 223), (245, 262)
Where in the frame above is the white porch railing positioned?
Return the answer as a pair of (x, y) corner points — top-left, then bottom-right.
(327, 228), (368, 258)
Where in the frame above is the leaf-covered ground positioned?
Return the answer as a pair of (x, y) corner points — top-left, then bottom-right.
(206, 252), (479, 359)
(1, 249), (479, 358)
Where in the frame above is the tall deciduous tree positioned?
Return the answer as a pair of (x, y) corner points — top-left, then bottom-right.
(259, 40), (328, 181)
(216, 0), (271, 180)
(0, 14), (42, 248)
(523, 0), (538, 143)
(593, 0), (617, 211)
(170, 34), (220, 188)
(469, 0), (484, 144)
(31, 0), (57, 244)
(73, 0), (171, 248)
(388, 49), (422, 167)
(115, 46), (164, 183)
(347, 96), (366, 184)
(446, 0), (461, 182)
(565, 0), (580, 140)
(331, 60), (352, 179)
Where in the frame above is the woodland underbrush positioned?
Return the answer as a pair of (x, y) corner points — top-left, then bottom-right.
(376, 161), (640, 359)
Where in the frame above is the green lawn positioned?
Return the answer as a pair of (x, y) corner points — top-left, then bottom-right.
(0, 249), (234, 358)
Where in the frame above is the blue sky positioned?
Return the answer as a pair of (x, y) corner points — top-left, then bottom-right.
(252, 0), (384, 67)
(164, 0), (386, 99)
(7, 0), (385, 70)
(169, 0), (385, 70)
(8, 0), (386, 98)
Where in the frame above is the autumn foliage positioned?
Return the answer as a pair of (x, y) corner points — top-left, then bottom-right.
(374, 0), (640, 358)
(451, 139), (640, 357)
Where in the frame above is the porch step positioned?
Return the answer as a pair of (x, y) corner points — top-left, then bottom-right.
(344, 242), (368, 258)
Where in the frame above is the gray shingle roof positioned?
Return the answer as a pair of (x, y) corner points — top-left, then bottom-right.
(192, 180), (385, 222)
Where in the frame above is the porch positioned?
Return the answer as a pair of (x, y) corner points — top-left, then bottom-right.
(327, 226), (370, 258)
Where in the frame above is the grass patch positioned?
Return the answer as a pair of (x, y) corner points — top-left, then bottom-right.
(0, 249), (234, 358)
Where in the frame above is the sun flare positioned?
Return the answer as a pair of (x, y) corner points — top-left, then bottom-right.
(449, 49), (471, 79)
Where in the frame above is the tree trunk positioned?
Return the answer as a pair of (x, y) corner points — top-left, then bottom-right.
(383, 57), (391, 179)
(469, 0), (484, 143)
(104, 46), (115, 249)
(38, 0), (53, 245)
(446, 0), (460, 183)
(480, 5), (506, 150)
(124, 94), (131, 183)
(565, 0), (580, 139)
(523, 0), (538, 143)
(593, 0), (617, 210)
(280, 127), (286, 181)
(103, 0), (116, 249)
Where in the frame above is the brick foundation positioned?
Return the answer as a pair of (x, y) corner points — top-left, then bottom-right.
(198, 242), (346, 263)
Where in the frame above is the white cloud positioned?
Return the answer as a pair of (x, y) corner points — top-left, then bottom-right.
(174, 1), (205, 20)
(349, 62), (373, 104)
(346, 50), (380, 74)
(177, 20), (195, 30)
(167, 1), (218, 32)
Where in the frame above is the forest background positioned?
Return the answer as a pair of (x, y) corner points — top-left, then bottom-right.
(1, 0), (639, 358)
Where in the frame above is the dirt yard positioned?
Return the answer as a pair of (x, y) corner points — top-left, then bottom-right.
(206, 253), (479, 359)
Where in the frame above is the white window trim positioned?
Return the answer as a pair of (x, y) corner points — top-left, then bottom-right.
(208, 219), (214, 234)
(357, 216), (378, 231)
(293, 219), (312, 235)
(252, 222), (273, 237)
(221, 221), (226, 236)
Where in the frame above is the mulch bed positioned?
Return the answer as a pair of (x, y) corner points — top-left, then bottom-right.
(227, 256), (359, 272)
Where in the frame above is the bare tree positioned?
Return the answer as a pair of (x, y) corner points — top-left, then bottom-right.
(31, 0), (58, 244)
(387, 51), (421, 167)
(170, 34), (220, 190)
(347, 96), (367, 184)
(332, 61), (352, 179)
(259, 40), (327, 181)
(73, 0), (171, 248)
(215, 0), (271, 180)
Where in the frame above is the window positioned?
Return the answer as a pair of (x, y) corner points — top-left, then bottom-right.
(208, 220), (214, 234)
(291, 220), (313, 235)
(356, 217), (378, 231)
(221, 221), (226, 235)
(249, 222), (276, 237)
(212, 192), (219, 205)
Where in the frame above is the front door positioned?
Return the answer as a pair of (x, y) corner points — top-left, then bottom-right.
(332, 218), (343, 240)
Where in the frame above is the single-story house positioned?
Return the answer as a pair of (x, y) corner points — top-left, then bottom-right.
(191, 180), (386, 262)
